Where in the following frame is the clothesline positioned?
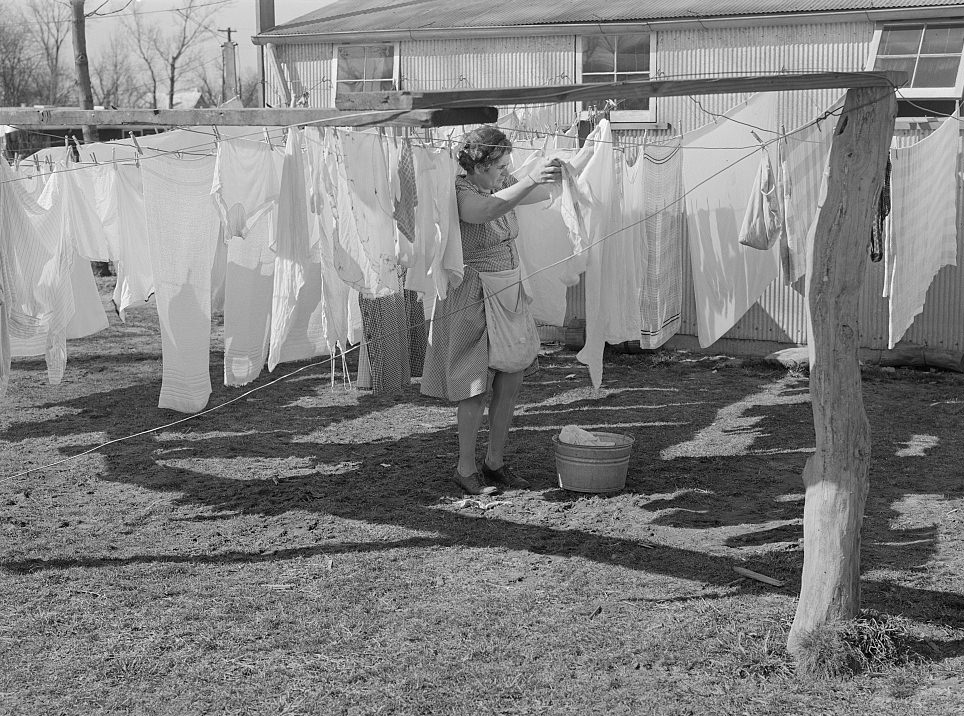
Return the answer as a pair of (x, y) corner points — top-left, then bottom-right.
(0, 119), (772, 487)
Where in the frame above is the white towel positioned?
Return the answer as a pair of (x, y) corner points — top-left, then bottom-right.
(681, 93), (781, 348)
(141, 155), (220, 413)
(886, 115), (959, 348)
(639, 140), (683, 349)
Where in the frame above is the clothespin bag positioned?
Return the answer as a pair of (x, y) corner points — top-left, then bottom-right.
(738, 148), (783, 251)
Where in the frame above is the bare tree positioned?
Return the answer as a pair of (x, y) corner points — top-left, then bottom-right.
(239, 73), (261, 109)
(125, 0), (224, 109)
(22, 0), (73, 105)
(0, 14), (44, 106)
(91, 32), (146, 108)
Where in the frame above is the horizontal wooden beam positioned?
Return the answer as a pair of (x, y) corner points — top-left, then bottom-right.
(335, 71), (907, 111)
(0, 106), (498, 128)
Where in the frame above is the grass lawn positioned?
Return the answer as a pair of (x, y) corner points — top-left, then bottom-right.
(1, 280), (963, 715)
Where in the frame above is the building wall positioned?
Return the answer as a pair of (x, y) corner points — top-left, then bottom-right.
(268, 18), (964, 354)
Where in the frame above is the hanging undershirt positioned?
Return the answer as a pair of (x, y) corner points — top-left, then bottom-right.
(512, 141), (592, 326)
(2, 158), (74, 386)
(639, 139), (683, 349)
(85, 165), (123, 264)
(57, 166), (113, 264)
(141, 155), (220, 413)
(29, 169), (110, 341)
(406, 145), (464, 319)
(269, 127), (331, 370)
(211, 139), (279, 385)
(512, 144), (572, 327)
(111, 164), (154, 321)
(333, 130), (400, 298)
(681, 93), (781, 348)
(305, 128), (353, 358)
(884, 114), (959, 348)
(576, 120), (645, 387)
(212, 137), (282, 240)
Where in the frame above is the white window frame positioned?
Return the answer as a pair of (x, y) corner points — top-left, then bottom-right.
(576, 33), (657, 124)
(866, 21), (964, 100)
(331, 42), (401, 105)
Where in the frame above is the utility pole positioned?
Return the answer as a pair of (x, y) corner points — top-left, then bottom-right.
(219, 27), (240, 104)
(70, 0), (99, 143)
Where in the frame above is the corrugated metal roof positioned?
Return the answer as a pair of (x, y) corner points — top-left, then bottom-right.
(260, 1), (964, 37)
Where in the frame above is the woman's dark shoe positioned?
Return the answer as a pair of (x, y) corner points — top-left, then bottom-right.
(450, 469), (499, 496)
(481, 462), (530, 490)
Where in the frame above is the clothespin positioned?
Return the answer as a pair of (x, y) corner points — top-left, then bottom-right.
(211, 125), (221, 143)
(750, 130), (763, 145)
(263, 127), (274, 150)
(45, 156), (53, 171)
(91, 153), (99, 165)
(128, 131), (144, 155)
(13, 154), (20, 172)
(32, 154), (40, 172)
(112, 147), (117, 171)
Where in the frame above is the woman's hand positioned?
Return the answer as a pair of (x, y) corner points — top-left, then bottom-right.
(528, 156), (563, 185)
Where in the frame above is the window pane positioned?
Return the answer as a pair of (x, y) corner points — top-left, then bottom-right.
(615, 34), (649, 73)
(583, 35), (616, 74)
(365, 49), (393, 82)
(879, 27), (923, 55)
(920, 26), (964, 55)
(616, 97), (651, 112)
(913, 56), (961, 87)
(337, 47), (366, 82)
(873, 55), (917, 81)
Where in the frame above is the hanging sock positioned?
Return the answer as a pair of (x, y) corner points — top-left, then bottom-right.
(869, 154), (892, 264)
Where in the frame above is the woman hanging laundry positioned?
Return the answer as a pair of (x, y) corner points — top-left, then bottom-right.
(420, 126), (561, 495)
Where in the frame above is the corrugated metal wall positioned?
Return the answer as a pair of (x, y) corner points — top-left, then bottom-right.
(270, 43), (335, 108)
(402, 37), (578, 128)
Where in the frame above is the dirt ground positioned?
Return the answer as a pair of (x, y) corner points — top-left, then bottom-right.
(1, 278), (963, 715)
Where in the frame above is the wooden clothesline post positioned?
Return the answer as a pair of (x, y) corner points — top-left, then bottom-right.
(787, 86), (897, 654)
(0, 70), (904, 663)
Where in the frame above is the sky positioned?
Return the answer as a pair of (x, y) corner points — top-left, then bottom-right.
(83, 0), (334, 76)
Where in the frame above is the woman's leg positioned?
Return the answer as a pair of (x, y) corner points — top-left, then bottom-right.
(456, 393), (487, 477)
(484, 370), (524, 469)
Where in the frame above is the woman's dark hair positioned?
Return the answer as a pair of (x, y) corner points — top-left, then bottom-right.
(456, 125), (512, 174)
